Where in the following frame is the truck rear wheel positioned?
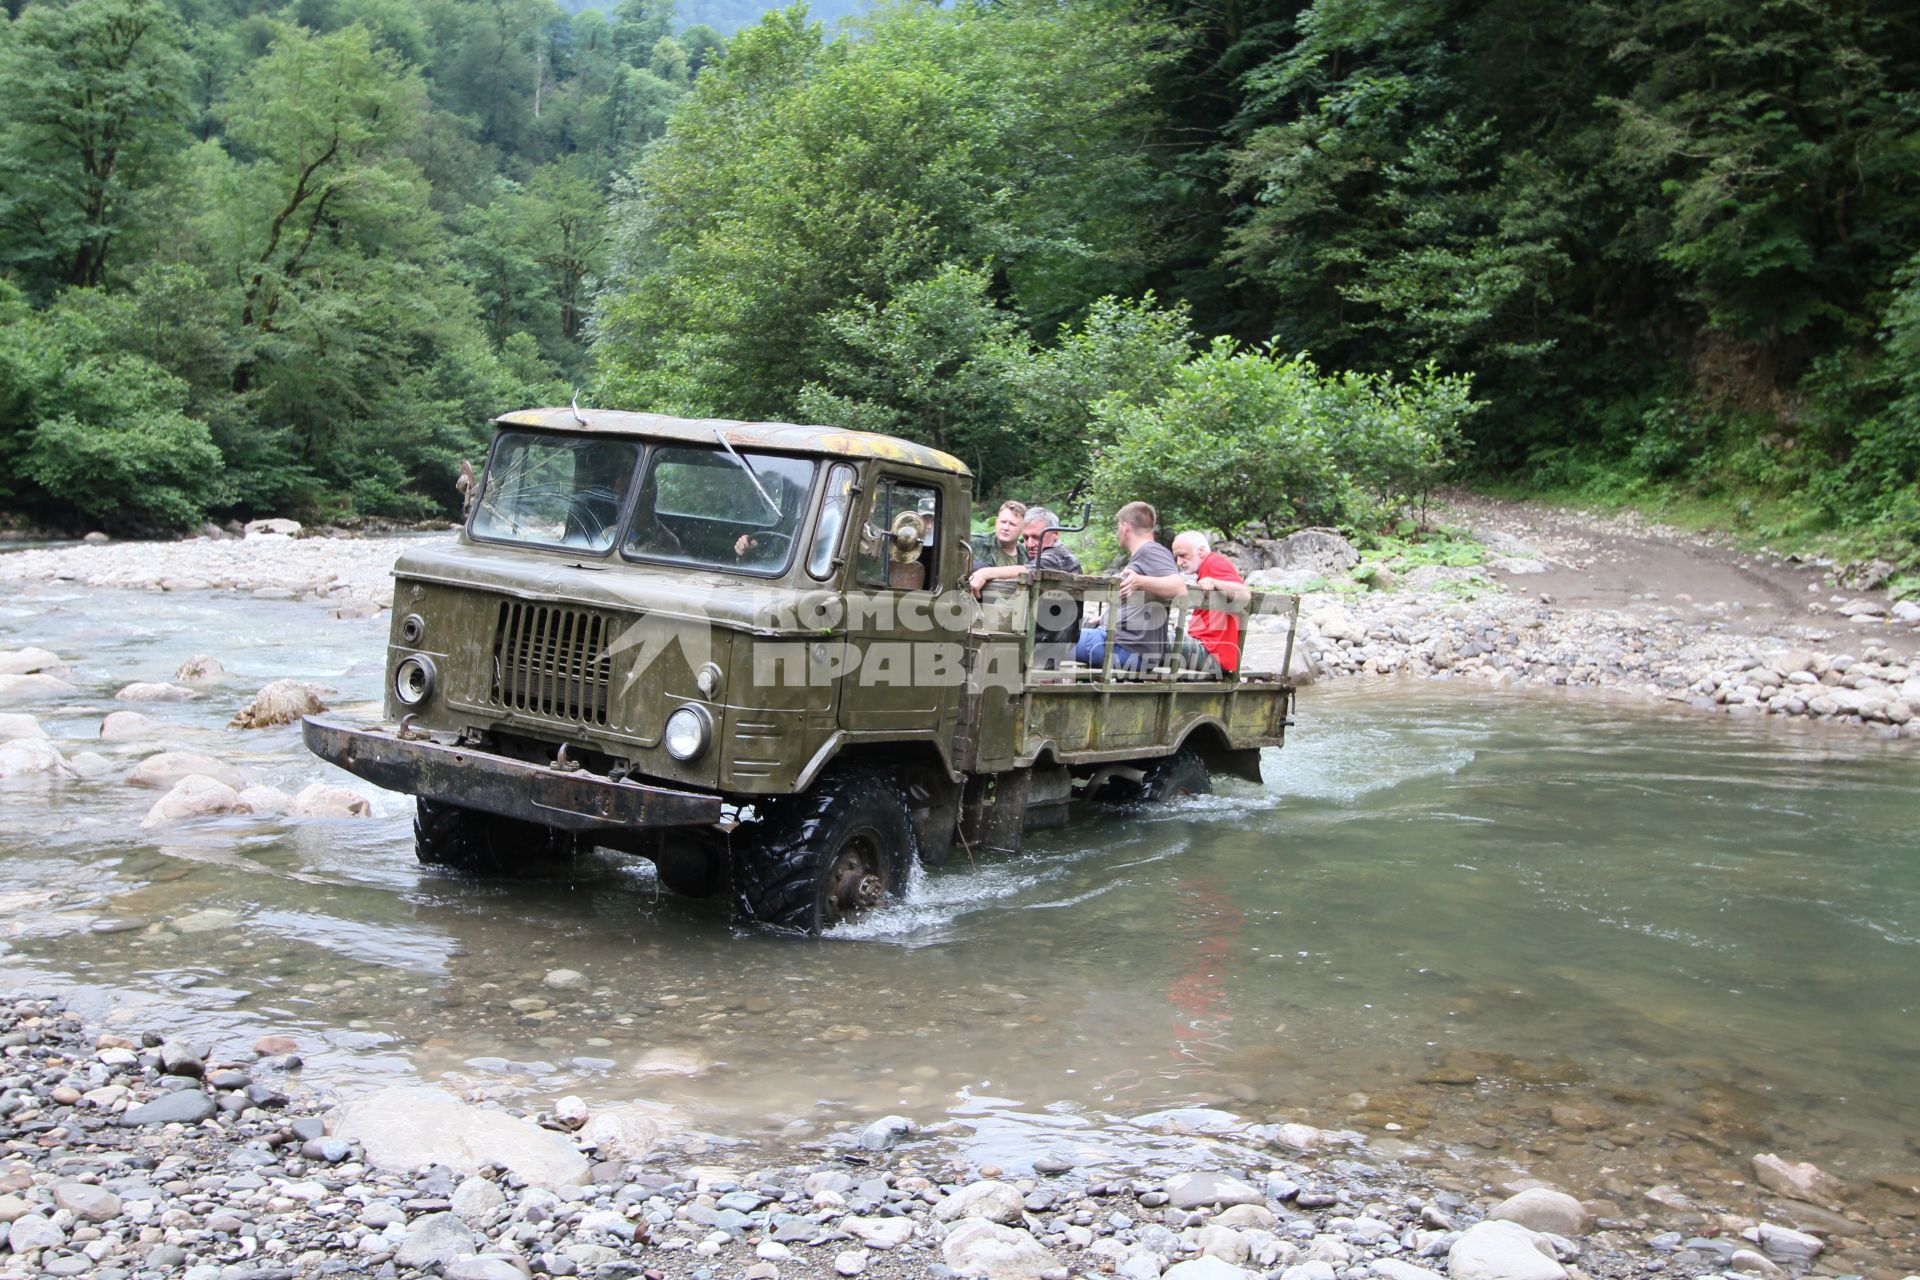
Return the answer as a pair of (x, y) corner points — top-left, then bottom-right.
(730, 767), (916, 934)
(414, 799), (580, 874)
(1140, 748), (1212, 802)
(1101, 748), (1213, 805)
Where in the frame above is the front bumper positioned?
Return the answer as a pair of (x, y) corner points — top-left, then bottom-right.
(301, 715), (724, 833)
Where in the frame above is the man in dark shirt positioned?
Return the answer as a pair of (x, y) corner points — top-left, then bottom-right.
(1073, 501), (1177, 671)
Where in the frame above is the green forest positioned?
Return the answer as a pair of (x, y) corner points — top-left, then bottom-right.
(2, 0), (1918, 566)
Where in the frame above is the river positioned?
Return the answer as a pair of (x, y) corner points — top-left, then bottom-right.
(1, 578), (1916, 1227)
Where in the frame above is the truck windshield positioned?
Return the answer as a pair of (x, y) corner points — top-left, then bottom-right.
(471, 431), (639, 553)
(624, 445), (818, 575)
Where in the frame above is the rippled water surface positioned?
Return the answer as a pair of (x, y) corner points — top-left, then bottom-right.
(3, 578), (1918, 1207)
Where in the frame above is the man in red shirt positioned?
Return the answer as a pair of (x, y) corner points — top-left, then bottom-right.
(1109, 528), (1251, 674)
(1174, 531), (1249, 673)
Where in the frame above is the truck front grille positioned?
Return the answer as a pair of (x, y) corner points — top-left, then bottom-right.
(489, 601), (620, 726)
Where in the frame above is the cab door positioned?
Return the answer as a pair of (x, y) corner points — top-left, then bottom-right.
(838, 472), (965, 739)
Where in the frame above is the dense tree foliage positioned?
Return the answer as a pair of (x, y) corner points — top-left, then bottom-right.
(2, 0), (1917, 558)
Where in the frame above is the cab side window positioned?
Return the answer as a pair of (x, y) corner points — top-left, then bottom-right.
(856, 477), (940, 592)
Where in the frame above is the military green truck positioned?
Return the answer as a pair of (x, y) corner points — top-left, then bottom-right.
(304, 408), (1300, 932)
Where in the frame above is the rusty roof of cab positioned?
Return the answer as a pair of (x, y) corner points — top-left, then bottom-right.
(493, 407), (971, 477)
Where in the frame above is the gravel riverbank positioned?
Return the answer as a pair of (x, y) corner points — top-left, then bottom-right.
(2, 510), (1916, 739)
(3, 995), (1893, 1280)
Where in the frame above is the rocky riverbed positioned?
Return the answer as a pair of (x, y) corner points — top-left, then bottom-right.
(2, 995), (1897, 1280)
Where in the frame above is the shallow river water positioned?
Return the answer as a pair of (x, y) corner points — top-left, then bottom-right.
(2, 577), (1917, 1222)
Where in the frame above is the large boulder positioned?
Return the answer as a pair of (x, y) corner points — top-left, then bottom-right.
(244, 517), (303, 538)
(0, 672), (75, 703)
(0, 713), (47, 741)
(1165, 1172), (1265, 1210)
(115, 681), (196, 702)
(1446, 1221), (1566, 1280)
(290, 782), (370, 818)
(941, 1219), (1059, 1280)
(99, 710), (161, 741)
(229, 679), (330, 729)
(1487, 1188), (1588, 1237)
(127, 752), (244, 791)
(579, 1106), (671, 1163)
(932, 1181), (1026, 1225)
(173, 655), (228, 684)
(0, 647), (65, 676)
(330, 1086), (590, 1188)
(0, 738), (71, 779)
(1751, 1154), (1843, 1205)
(139, 775), (240, 828)
(233, 785), (293, 816)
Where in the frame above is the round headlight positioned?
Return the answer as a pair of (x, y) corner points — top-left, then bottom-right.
(394, 654), (436, 706)
(663, 705), (711, 761)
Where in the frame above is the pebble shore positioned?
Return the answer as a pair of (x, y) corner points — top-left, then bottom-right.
(7, 996), (1897, 1280)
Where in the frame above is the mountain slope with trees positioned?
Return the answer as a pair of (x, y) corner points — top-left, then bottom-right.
(2, 0), (1916, 572)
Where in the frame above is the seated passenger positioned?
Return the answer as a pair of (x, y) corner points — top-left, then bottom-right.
(1073, 501), (1177, 672)
(967, 507), (1082, 664)
(1171, 530), (1249, 674)
(971, 500), (1028, 573)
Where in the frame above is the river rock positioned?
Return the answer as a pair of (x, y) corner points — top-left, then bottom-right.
(229, 678), (330, 728)
(1373, 1261), (1445, 1280)
(290, 781), (371, 817)
(1267, 1121), (1342, 1152)
(580, 1105), (670, 1162)
(1447, 1221), (1566, 1280)
(1748, 1223), (1823, 1262)
(121, 1089), (216, 1125)
(244, 517), (303, 538)
(66, 750), (111, 777)
(0, 737), (69, 778)
(173, 654), (228, 684)
(1751, 1153), (1843, 1204)
(0, 712), (47, 741)
(941, 1218), (1058, 1280)
(1487, 1188), (1588, 1237)
(139, 775), (241, 828)
(52, 1183), (121, 1222)
(452, 1175), (506, 1221)
(7, 1213), (64, 1252)
(845, 1215), (916, 1248)
(127, 751), (244, 790)
(1274, 529), (1360, 574)
(445, 1260), (527, 1280)
(0, 646), (65, 675)
(858, 1114), (914, 1150)
(1165, 1172), (1265, 1210)
(115, 681), (196, 702)
(1165, 1259), (1256, 1280)
(99, 710), (159, 740)
(933, 1180), (1026, 1225)
(544, 968), (587, 989)
(233, 784), (293, 815)
(394, 1211), (478, 1268)
(330, 1085), (590, 1187)
(0, 672), (75, 702)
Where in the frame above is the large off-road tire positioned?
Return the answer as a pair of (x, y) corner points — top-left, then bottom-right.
(1139, 748), (1212, 802)
(414, 799), (580, 874)
(730, 767), (916, 934)
(1102, 748), (1213, 805)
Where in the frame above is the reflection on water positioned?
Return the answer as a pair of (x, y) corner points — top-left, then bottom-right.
(3, 583), (1919, 1225)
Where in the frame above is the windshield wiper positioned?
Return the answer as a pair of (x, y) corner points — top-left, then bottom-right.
(713, 428), (781, 517)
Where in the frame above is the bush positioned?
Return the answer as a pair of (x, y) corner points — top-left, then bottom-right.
(22, 357), (222, 530)
(1087, 340), (1476, 537)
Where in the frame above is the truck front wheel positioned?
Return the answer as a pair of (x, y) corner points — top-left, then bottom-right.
(730, 767), (916, 934)
(414, 799), (580, 874)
